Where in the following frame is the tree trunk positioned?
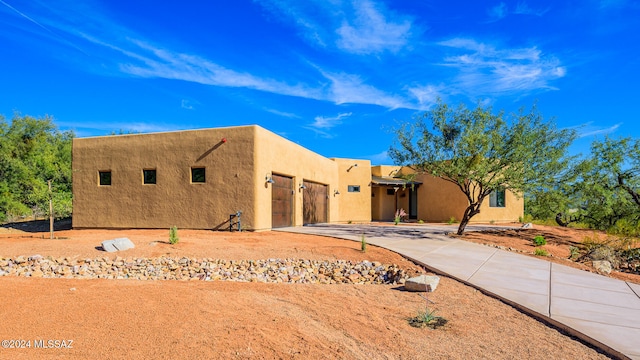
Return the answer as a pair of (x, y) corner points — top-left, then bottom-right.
(555, 213), (568, 227)
(456, 204), (481, 235)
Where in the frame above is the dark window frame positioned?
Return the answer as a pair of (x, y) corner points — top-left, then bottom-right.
(490, 189), (506, 208)
(99, 171), (112, 186)
(143, 169), (157, 185)
(348, 185), (361, 193)
(191, 167), (206, 183)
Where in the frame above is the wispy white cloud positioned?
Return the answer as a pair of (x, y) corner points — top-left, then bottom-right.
(304, 111), (352, 138)
(487, 1), (549, 21)
(335, 0), (412, 54)
(487, 2), (508, 22)
(257, 0), (414, 55)
(253, 0), (335, 48)
(264, 108), (300, 118)
(514, 1), (550, 16)
(365, 150), (391, 165)
(113, 39), (323, 100)
(406, 84), (446, 109)
(320, 69), (412, 109)
(58, 120), (177, 135)
(438, 38), (566, 96)
(181, 99), (194, 110)
(577, 122), (622, 138)
(311, 112), (352, 129)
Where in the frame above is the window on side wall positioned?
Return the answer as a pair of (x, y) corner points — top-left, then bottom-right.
(99, 171), (111, 186)
(386, 188), (395, 195)
(489, 189), (506, 207)
(143, 169), (157, 184)
(191, 167), (206, 183)
(348, 185), (360, 192)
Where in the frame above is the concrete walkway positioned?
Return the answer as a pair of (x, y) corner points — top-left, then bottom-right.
(276, 224), (640, 360)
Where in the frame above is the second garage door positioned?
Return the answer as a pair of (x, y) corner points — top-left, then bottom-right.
(303, 181), (327, 225)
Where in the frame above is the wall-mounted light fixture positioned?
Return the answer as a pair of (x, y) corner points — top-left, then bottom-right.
(265, 173), (275, 184)
(299, 183), (307, 190)
(347, 163), (359, 172)
(334, 190), (341, 195)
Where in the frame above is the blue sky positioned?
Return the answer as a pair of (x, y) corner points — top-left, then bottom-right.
(1, 0), (638, 164)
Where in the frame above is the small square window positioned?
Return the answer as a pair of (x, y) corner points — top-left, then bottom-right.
(348, 185), (361, 192)
(99, 171), (111, 186)
(143, 169), (157, 184)
(490, 189), (506, 207)
(191, 167), (206, 183)
(386, 188), (395, 195)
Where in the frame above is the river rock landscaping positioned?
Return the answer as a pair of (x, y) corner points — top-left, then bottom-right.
(0, 255), (409, 284)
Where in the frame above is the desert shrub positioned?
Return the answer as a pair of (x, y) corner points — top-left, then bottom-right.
(447, 216), (457, 225)
(582, 232), (608, 251)
(533, 235), (546, 246)
(519, 214), (534, 223)
(418, 219), (424, 224)
(621, 248), (640, 262)
(606, 219), (640, 250)
(534, 248), (549, 256)
(569, 246), (580, 260)
(169, 226), (179, 245)
(360, 234), (367, 252)
(408, 307), (447, 329)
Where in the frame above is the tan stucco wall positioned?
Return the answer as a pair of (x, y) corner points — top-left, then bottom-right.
(414, 172), (523, 223)
(252, 127), (340, 230)
(371, 165), (401, 177)
(72, 126), (257, 229)
(370, 166), (524, 223)
(474, 190), (524, 223)
(331, 158), (372, 223)
(414, 173), (469, 222)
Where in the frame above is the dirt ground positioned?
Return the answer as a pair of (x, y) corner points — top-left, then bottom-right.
(458, 224), (640, 284)
(0, 221), (612, 359)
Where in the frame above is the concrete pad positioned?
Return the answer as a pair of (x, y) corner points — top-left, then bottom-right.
(485, 287), (550, 316)
(551, 282), (640, 310)
(627, 282), (640, 299)
(551, 263), (632, 293)
(470, 249), (551, 282)
(362, 237), (402, 248)
(412, 242), (498, 281)
(468, 250), (550, 315)
(384, 238), (457, 257)
(551, 296), (640, 329)
(552, 314), (640, 359)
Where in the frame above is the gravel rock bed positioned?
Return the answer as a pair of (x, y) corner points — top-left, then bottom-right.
(0, 255), (410, 284)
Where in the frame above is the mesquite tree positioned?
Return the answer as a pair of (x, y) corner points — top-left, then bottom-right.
(389, 100), (575, 235)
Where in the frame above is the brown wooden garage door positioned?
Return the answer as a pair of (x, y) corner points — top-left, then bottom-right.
(272, 174), (293, 228)
(303, 181), (327, 225)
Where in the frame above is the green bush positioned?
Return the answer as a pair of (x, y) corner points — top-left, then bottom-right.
(360, 234), (367, 252)
(569, 246), (580, 260)
(169, 226), (179, 245)
(447, 216), (457, 225)
(408, 307), (448, 329)
(533, 235), (546, 246)
(534, 248), (549, 256)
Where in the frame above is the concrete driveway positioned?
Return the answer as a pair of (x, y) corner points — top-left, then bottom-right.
(277, 223), (640, 360)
